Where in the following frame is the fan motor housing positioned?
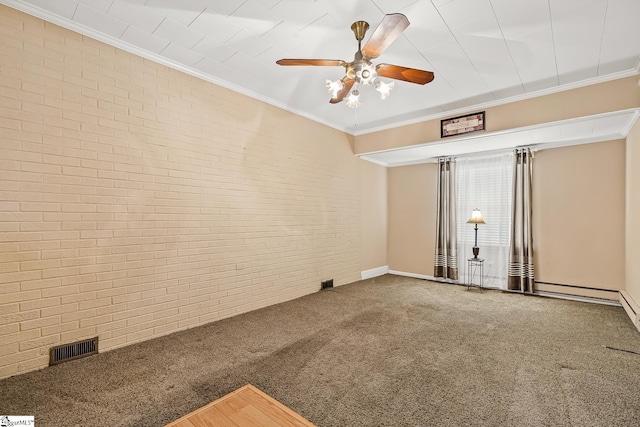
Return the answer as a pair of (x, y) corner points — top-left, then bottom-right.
(346, 60), (377, 85)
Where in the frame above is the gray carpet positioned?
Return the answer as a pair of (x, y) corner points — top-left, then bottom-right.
(1, 275), (639, 426)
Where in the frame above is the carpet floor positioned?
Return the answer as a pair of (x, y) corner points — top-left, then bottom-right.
(1, 275), (639, 426)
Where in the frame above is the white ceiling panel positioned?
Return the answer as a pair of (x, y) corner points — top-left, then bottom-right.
(121, 26), (169, 54)
(192, 56), (233, 79)
(462, 36), (522, 91)
(145, 0), (205, 26)
(72, 3), (127, 38)
(313, 0), (378, 24)
(189, 9), (243, 43)
(490, 85), (525, 100)
(225, 52), (277, 82)
(376, 0), (420, 13)
(256, 0), (280, 10)
(225, 30), (272, 58)
(199, 0), (245, 17)
(598, 0), (640, 75)
(423, 40), (490, 98)
(336, 7), (386, 32)
(507, 26), (557, 92)
(227, 0), (281, 36)
(437, 0), (502, 43)
(490, 0), (550, 39)
(401, 1), (455, 52)
(192, 37), (237, 63)
(269, 1), (325, 28)
(161, 42), (203, 67)
(259, 20), (307, 52)
(1, 0), (638, 138)
(153, 17), (204, 49)
(432, 0), (456, 6)
(294, 13), (348, 59)
(108, 0), (164, 34)
(597, 57), (640, 78)
(255, 46), (289, 68)
(24, 0), (78, 19)
(551, 0), (607, 81)
(77, 0), (112, 14)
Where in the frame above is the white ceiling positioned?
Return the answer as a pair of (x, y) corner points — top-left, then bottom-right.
(3, 0), (640, 139)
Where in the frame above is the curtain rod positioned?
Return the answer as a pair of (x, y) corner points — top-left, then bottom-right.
(434, 145), (539, 162)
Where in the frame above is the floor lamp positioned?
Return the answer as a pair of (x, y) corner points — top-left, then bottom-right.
(467, 208), (485, 259)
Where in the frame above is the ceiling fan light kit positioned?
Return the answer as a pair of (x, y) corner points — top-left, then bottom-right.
(376, 80), (394, 100)
(345, 90), (362, 109)
(277, 13), (434, 109)
(325, 79), (344, 98)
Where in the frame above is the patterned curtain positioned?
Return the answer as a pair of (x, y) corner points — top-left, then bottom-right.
(508, 148), (534, 292)
(434, 158), (458, 280)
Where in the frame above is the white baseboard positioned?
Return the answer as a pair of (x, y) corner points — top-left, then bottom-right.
(620, 290), (640, 332)
(388, 270), (432, 280)
(361, 265), (389, 280)
(388, 270), (460, 285)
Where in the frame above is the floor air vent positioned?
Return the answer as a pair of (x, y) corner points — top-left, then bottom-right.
(50, 337), (98, 366)
(321, 279), (334, 290)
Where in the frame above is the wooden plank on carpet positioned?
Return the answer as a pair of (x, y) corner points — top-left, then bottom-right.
(165, 384), (317, 427)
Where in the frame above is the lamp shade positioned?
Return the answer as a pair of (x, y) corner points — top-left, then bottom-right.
(467, 209), (485, 224)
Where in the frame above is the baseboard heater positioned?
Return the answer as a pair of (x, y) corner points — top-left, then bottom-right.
(50, 337), (99, 366)
(620, 291), (640, 332)
(534, 281), (620, 306)
(620, 292), (636, 315)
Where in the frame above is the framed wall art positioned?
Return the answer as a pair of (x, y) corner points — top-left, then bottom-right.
(441, 111), (485, 138)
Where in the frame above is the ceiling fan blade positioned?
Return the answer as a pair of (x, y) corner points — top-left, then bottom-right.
(276, 59), (346, 66)
(362, 13), (410, 59)
(330, 78), (355, 104)
(376, 64), (435, 85)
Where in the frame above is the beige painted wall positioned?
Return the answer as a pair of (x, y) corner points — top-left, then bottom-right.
(625, 121), (640, 308)
(387, 163), (437, 276)
(360, 161), (387, 270)
(533, 141), (626, 297)
(386, 140), (626, 299)
(354, 76), (640, 155)
(0, 7), (386, 379)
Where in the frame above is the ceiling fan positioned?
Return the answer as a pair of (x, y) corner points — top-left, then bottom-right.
(276, 13), (434, 107)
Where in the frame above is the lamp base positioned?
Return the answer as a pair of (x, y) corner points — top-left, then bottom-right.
(472, 246), (480, 259)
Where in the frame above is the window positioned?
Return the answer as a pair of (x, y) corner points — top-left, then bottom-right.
(456, 153), (513, 289)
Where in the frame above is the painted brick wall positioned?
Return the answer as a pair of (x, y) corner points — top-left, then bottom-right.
(0, 6), (373, 379)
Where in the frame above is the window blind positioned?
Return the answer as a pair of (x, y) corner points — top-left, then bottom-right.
(456, 153), (513, 289)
